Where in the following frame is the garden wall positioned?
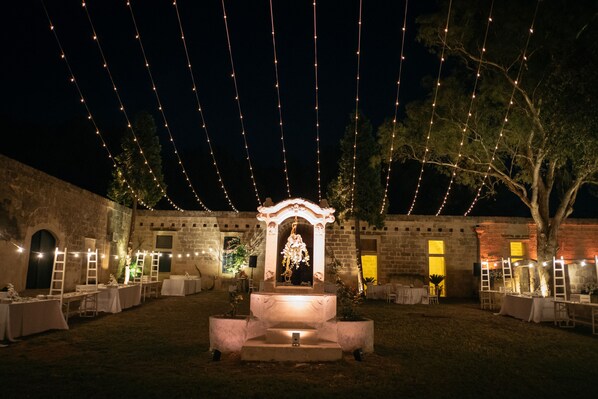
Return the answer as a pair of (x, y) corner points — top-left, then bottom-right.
(0, 154), (130, 291)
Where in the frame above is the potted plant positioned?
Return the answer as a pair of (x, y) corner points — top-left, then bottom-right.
(209, 286), (248, 353)
(335, 277), (374, 353)
(429, 273), (445, 299)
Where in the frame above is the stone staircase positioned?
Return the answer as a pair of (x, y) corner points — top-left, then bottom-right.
(240, 293), (342, 361)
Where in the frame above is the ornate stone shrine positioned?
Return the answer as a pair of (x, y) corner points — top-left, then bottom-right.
(209, 198), (373, 361)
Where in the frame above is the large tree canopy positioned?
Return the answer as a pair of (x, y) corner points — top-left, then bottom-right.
(381, 0), (598, 265)
(329, 112), (386, 293)
(108, 111), (166, 250)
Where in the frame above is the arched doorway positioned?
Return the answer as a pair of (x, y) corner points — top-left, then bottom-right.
(26, 230), (56, 289)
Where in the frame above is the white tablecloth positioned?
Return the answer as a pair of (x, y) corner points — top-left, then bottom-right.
(499, 294), (555, 323)
(0, 299), (68, 341)
(395, 287), (429, 304)
(161, 278), (201, 296)
(366, 284), (386, 300)
(97, 284), (142, 313)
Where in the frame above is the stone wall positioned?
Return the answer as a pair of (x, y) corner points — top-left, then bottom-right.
(2, 154), (597, 298)
(132, 211), (264, 290)
(0, 155), (130, 291)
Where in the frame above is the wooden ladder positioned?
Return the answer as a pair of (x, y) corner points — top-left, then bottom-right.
(150, 252), (160, 282)
(480, 261), (492, 309)
(553, 256), (572, 327)
(502, 258), (515, 293)
(134, 251), (146, 283)
(86, 249), (98, 285)
(553, 256), (567, 301)
(49, 247), (67, 305)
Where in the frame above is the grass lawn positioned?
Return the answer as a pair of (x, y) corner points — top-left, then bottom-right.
(1, 290), (596, 398)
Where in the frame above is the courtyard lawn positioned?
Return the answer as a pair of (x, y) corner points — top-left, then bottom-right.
(1, 290), (596, 398)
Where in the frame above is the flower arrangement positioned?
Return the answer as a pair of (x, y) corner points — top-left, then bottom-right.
(227, 291), (244, 318)
(108, 274), (119, 287)
(581, 282), (598, 295)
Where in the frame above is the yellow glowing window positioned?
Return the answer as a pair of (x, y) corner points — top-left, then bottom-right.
(428, 240), (446, 296)
(510, 241), (524, 261)
(428, 240), (445, 255)
(361, 255), (377, 282)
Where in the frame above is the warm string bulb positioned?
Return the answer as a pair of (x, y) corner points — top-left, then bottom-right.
(435, 0), (494, 216)
(380, 0), (409, 214)
(221, 0), (262, 206)
(313, 0), (322, 203)
(127, 0), (210, 212)
(41, 3), (154, 211)
(407, 0), (453, 216)
(82, 1), (183, 211)
(464, 0), (540, 216)
(269, 0), (292, 198)
(349, 0), (363, 215)
(172, 1), (238, 212)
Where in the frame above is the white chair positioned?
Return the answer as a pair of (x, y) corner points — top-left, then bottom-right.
(385, 284), (397, 303)
(428, 285), (439, 305)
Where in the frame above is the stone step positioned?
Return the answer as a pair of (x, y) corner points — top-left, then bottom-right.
(266, 326), (318, 345)
(241, 337), (342, 362)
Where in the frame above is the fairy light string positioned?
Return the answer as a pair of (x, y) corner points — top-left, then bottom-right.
(221, 0), (262, 206)
(464, 0), (540, 216)
(407, 0), (453, 216)
(172, 0), (238, 212)
(380, 0), (409, 214)
(41, 1), (153, 211)
(312, 0), (322, 202)
(81, 1), (183, 211)
(268, 0), (292, 198)
(349, 0), (363, 215)
(435, 0), (494, 216)
(126, 0), (210, 211)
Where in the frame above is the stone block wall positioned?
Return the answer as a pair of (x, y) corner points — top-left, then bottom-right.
(0, 155), (130, 291)
(2, 154), (597, 298)
(325, 216), (479, 297)
(133, 211), (265, 289)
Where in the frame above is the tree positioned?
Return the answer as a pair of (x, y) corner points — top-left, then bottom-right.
(381, 0), (598, 292)
(108, 112), (166, 251)
(328, 112), (386, 294)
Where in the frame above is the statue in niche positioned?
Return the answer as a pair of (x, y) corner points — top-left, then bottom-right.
(280, 217), (310, 285)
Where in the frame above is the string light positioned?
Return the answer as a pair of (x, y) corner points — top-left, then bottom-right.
(41, 1), (154, 211)
(313, 0), (322, 202)
(380, 0), (409, 214)
(82, 1), (183, 211)
(407, 0), (453, 216)
(464, 0), (540, 216)
(435, 0), (494, 216)
(126, 0), (210, 212)
(172, 1), (238, 212)
(269, 0), (292, 198)
(221, 0), (262, 206)
(349, 0), (363, 215)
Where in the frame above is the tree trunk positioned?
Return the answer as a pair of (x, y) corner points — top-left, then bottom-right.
(127, 197), (138, 250)
(354, 216), (365, 295)
(535, 221), (560, 296)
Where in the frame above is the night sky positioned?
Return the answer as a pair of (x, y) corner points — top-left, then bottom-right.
(1, 1), (596, 217)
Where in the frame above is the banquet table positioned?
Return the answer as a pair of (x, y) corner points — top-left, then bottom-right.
(97, 284), (142, 313)
(553, 299), (598, 334)
(161, 277), (201, 296)
(366, 284), (386, 300)
(498, 294), (555, 323)
(0, 299), (68, 342)
(395, 286), (429, 305)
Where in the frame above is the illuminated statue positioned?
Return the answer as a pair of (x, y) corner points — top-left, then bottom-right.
(281, 218), (310, 283)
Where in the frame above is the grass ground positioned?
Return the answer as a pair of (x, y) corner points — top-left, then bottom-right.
(1, 290), (597, 398)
